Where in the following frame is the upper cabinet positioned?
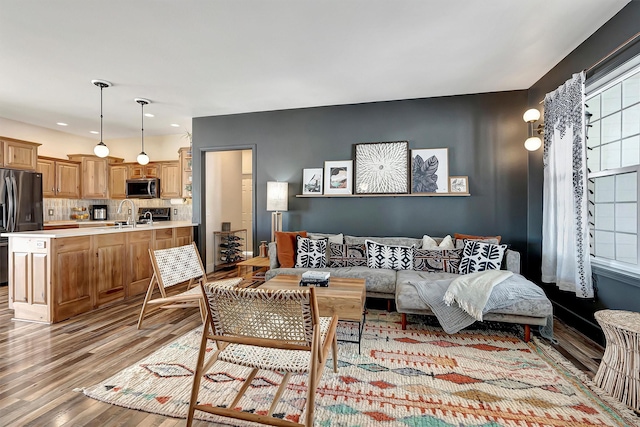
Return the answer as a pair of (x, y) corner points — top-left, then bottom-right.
(0, 137), (40, 171)
(129, 163), (159, 179)
(179, 147), (192, 198)
(109, 164), (128, 199)
(37, 156), (81, 198)
(160, 161), (181, 199)
(67, 154), (124, 199)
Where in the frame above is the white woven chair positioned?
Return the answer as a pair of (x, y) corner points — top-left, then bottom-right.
(137, 242), (242, 329)
(186, 281), (339, 427)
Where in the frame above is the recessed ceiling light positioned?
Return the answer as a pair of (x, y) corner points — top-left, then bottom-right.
(144, 113), (154, 118)
(56, 122), (68, 126)
(90, 131), (99, 134)
(170, 123), (180, 127)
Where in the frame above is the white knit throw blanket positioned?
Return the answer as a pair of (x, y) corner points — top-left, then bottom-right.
(443, 270), (514, 321)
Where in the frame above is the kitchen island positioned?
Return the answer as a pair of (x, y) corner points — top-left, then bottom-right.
(2, 221), (196, 323)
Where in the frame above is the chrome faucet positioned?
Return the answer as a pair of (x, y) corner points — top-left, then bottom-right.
(143, 211), (153, 225)
(117, 199), (136, 227)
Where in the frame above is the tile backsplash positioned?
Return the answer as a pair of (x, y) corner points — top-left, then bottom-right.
(43, 198), (193, 222)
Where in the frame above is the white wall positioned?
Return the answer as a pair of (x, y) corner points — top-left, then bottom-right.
(0, 117), (187, 161)
(204, 150), (245, 273)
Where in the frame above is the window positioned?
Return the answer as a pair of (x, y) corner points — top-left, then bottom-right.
(587, 56), (640, 275)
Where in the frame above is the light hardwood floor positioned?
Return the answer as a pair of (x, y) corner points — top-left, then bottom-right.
(0, 272), (607, 427)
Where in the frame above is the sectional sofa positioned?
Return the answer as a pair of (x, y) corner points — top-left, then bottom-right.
(266, 234), (553, 341)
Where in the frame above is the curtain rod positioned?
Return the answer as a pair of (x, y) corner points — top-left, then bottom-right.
(585, 31), (640, 74)
(537, 31), (640, 104)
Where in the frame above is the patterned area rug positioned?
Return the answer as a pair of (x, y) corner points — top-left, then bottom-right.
(82, 311), (639, 426)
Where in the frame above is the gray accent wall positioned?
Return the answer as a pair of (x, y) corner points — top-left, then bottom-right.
(193, 91), (529, 259)
(526, 2), (640, 340)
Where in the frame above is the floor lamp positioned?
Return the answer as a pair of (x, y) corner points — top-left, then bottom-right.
(267, 181), (288, 242)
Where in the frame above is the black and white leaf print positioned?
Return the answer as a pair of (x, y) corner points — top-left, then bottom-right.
(412, 154), (439, 193)
(459, 241), (507, 274)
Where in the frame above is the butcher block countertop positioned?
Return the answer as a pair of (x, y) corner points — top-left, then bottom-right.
(2, 220), (197, 238)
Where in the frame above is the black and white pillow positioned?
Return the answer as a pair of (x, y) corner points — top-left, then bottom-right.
(295, 236), (327, 268)
(458, 241), (507, 274)
(328, 243), (367, 267)
(365, 240), (414, 270)
(414, 248), (463, 273)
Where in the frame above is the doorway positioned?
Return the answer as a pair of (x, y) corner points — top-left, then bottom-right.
(204, 149), (253, 273)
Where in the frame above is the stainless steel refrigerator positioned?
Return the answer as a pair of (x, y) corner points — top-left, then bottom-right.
(0, 169), (44, 284)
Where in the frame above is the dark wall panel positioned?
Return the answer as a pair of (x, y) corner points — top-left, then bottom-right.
(193, 91), (529, 257)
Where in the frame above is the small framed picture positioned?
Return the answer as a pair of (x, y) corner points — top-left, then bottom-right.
(324, 160), (353, 195)
(411, 148), (449, 193)
(302, 168), (323, 195)
(449, 176), (469, 194)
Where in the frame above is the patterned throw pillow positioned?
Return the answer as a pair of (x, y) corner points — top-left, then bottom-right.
(328, 243), (367, 267)
(458, 240), (508, 274)
(294, 236), (327, 268)
(365, 240), (414, 270)
(414, 248), (463, 273)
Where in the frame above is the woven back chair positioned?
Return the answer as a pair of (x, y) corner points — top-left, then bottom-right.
(187, 281), (339, 427)
(137, 242), (242, 329)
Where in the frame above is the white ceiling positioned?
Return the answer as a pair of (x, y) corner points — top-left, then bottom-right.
(0, 0), (630, 140)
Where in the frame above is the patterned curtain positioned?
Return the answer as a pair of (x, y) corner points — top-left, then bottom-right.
(541, 72), (593, 298)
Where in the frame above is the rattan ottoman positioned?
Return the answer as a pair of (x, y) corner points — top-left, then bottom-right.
(593, 309), (640, 413)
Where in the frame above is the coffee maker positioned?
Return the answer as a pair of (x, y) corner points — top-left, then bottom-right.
(90, 204), (108, 220)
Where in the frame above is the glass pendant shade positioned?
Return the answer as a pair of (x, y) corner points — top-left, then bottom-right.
(137, 152), (150, 165)
(94, 141), (109, 157)
(524, 136), (542, 151)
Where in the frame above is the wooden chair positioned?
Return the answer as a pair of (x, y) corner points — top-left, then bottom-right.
(137, 242), (242, 329)
(187, 281), (339, 427)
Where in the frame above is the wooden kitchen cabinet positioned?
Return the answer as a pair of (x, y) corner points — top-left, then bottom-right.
(129, 163), (159, 179)
(160, 161), (181, 198)
(175, 226), (193, 246)
(179, 147), (192, 198)
(37, 156), (80, 198)
(109, 164), (128, 199)
(127, 230), (153, 296)
(93, 233), (127, 306)
(67, 154), (124, 199)
(52, 237), (93, 322)
(0, 137), (40, 171)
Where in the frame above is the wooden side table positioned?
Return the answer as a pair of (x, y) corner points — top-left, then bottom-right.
(593, 309), (640, 413)
(235, 256), (271, 283)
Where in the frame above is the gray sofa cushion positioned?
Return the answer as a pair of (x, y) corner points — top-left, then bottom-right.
(265, 266), (397, 295)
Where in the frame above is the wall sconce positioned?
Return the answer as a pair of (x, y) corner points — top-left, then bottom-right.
(266, 181), (288, 242)
(523, 108), (544, 151)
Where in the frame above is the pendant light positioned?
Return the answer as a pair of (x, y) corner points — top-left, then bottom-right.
(135, 98), (151, 165)
(91, 79), (111, 158)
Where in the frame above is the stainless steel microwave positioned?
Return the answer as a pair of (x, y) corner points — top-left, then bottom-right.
(126, 178), (160, 198)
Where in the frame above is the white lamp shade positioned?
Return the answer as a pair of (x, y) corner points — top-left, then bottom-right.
(523, 108), (541, 123)
(524, 136), (543, 151)
(94, 142), (109, 158)
(266, 181), (288, 211)
(137, 152), (150, 165)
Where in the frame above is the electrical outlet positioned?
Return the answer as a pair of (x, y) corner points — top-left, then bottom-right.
(173, 208), (178, 215)
(47, 209), (54, 216)
(128, 209), (132, 215)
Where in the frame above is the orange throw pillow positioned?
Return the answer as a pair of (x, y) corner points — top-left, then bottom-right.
(275, 231), (308, 268)
(454, 233), (502, 244)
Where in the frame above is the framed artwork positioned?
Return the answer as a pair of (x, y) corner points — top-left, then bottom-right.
(449, 176), (469, 194)
(324, 160), (353, 195)
(411, 148), (449, 193)
(354, 141), (409, 194)
(302, 168), (323, 195)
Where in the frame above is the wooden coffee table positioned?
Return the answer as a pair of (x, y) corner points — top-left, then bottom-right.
(260, 274), (366, 352)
